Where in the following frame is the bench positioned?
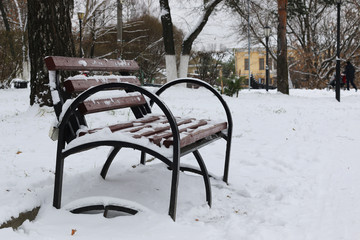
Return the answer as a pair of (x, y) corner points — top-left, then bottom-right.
(45, 56), (233, 221)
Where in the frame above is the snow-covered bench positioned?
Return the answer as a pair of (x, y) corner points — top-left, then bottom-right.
(45, 56), (233, 221)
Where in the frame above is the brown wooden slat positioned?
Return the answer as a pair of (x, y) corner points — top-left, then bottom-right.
(163, 122), (227, 148)
(78, 122), (135, 136)
(122, 116), (186, 134)
(132, 118), (194, 138)
(149, 120), (208, 145)
(133, 115), (162, 124)
(108, 122), (135, 132)
(77, 115), (162, 136)
(76, 114), (226, 149)
(64, 76), (141, 93)
(78, 95), (147, 114)
(45, 56), (139, 72)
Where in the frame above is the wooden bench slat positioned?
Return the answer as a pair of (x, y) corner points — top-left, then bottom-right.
(64, 76), (141, 93)
(78, 95), (147, 114)
(45, 56), (139, 72)
(148, 119), (208, 145)
(163, 122), (227, 148)
(78, 122), (135, 136)
(132, 118), (194, 138)
(77, 115), (226, 149)
(78, 115), (162, 136)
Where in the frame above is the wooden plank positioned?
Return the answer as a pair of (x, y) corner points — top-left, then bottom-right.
(77, 116), (162, 136)
(45, 56), (139, 72)
(132, 118), (193, 138)
(78, 95), (147, 114)
(149, 120), (207, 143)
(64, 76), (141, 92)
(76, 114), (226, 150)
(78, 122), (135, 136)
(163, 122), (227, 148)
(133, 115), (162, 124)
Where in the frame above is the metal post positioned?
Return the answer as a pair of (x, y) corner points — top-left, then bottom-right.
(335, 1), (341, 102)
(79, 19), (82, 58)
(78, 11), (84, 58)
(117, 0), (123, 58)
(247, 0), (251, 90)
(265, 35), (269, 91)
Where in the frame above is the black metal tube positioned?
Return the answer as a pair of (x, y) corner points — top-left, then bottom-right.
(79, 19), (82, 58)
(335, 2), (341, 102)
(266, 36), (269, 92)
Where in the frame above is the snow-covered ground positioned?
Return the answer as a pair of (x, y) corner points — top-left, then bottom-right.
(1, 86), (360, 239)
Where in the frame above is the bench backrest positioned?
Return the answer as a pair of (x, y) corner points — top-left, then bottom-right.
(45, 56), (150, 143)
(45, 56), (139, 72)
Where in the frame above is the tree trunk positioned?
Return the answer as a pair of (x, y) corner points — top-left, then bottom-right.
(178, 55), (190, 78)
(28, 0), (75, 106)
(159, 0), (177, 82)
(180, 0), (223, 78)
(277, 0), (289, 94)
(0, 0), (16, 59)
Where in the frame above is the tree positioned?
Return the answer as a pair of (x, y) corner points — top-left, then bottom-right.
(159, 0), (177, 81)
(159, 0), (224, 82)
(191, 50), (227, 85)
(74, 0), (118, 58)
(28, 0), (75, 106)
(277, 0), (289, 94)
(0, 0), (27, 87)
(0, 0), (15, 59)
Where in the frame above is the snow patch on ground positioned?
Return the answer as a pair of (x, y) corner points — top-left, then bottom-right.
(1, 87), (360, 239)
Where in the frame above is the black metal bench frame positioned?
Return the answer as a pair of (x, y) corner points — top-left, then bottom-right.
(45, 56), (233, 221)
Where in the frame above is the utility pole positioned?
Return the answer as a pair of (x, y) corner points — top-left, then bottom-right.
(117, 0), (123, 58)
(247, 0), (251, 90)
(335, 0), (342, 102)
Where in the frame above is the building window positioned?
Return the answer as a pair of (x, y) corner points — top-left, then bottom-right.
(268, 58), (272, 70)
(259, 58), (265, 70)
(244, 58), (249, 71)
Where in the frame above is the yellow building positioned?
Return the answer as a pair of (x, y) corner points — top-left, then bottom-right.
(235, 48), (276, 87)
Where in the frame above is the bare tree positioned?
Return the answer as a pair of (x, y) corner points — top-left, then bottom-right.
(159, 0), (177, 81)
(191, 50), (227, 85)
(0, 0), (27, 86)
(0, 0), (15, 59)
(159, 0), (224, 82)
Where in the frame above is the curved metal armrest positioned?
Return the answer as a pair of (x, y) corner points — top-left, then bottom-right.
(57, 83), (181, 157)
(153, 78), (233, 138)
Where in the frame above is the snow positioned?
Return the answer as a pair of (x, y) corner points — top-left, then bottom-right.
(48, 71), (60, 105)
(1, 86), (360, 239)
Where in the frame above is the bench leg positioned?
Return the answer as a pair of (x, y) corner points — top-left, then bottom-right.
(193, 150), (212, 207)
(140, 151), (146, 165)
(223, 139), (232, 184)
(53, 154), (64, 209)
(100, 147), (121, 179)
(168, 157), (180, 221)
